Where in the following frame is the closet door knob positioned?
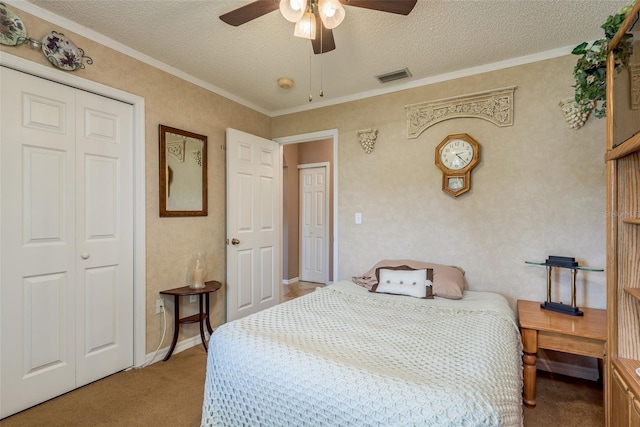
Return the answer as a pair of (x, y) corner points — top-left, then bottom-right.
(231, 238), (240, 245)
(81, 253), (90, 259)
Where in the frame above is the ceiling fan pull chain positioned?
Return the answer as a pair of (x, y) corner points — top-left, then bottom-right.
(320, 20), (324, 97)
(309, 52), (313, 102)
(319, 60), (324, 98)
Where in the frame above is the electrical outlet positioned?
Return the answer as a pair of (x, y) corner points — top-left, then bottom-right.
(155, 298), (164, 314)
(189, 295), (197, 303)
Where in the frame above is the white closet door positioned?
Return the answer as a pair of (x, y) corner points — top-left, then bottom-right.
(1, 66), (78, 417)
(74, 90), (133, 386)
(0, 67), (134, 418)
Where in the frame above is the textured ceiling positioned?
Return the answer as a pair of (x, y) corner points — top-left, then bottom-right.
(14, 0), (631, 115)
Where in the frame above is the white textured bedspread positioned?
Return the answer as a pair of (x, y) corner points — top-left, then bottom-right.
(201, 281), (523, 426)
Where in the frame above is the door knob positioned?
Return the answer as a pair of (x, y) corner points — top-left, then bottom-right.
(231, 238), (240, 245)
(81, 253), (90, 259)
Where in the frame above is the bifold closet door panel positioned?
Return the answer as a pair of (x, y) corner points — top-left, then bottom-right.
(1, 66), (78, 418)
(74, 89), (134, 388)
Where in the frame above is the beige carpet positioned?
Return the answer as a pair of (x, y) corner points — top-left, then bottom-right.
(1, 346), (207, 427)
(2, 346), (603, 426)
(523, 370), (604, 427)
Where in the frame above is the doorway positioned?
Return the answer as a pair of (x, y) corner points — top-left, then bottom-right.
(276, 130), (338, 285)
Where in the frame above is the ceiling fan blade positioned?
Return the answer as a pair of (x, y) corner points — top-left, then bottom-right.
(220, 0), (279, 26)
(339, 0), (417, 15)
(311, 17), (336, 54)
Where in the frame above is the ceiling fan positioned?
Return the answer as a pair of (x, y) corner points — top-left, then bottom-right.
(220, 0), (417, 54)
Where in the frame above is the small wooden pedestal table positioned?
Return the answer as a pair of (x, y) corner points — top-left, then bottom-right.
(517, 300), (606, 408)
(160, 280), (222, 362)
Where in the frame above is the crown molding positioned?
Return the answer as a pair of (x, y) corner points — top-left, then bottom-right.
(10, 0), (581, 118)
(271, 45), (574, 117)
(5, 0), (270, 116)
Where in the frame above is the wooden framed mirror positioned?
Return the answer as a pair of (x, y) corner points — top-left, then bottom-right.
(159, 125), (207, 217)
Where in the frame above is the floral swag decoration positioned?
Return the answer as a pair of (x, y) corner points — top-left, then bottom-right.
(567, 4), (634, 129)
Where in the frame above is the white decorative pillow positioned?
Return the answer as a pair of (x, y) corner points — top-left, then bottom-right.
(358, 260), (463, 299)
(374, 268), (432, 299)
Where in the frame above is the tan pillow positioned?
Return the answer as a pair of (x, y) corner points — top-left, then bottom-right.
(371, 265), (434, 299)
(427, 263), (465, 299)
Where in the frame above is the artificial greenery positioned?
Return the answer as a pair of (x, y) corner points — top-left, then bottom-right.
(572, 4), (634, 119)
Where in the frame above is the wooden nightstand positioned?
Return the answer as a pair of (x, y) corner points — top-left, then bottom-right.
(517, 300), (606, 408)
(160, 280), (222, 361)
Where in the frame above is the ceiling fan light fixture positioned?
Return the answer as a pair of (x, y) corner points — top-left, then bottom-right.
(294, 10), (317, 40)
(318, 0), (345, 29)
(280, 0), (307, 23)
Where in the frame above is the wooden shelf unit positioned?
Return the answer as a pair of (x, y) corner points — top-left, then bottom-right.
(611, 358), (640, 425)
(614, 358), (640, 397)
(606, 132), (640, 161)
(625, 287), (640, 301)
(606, 2), (640, 425)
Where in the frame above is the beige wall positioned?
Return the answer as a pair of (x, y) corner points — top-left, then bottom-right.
(1, 6), (271, 353)
(273, 55), (607, 312)
(2, 6), (607, 359)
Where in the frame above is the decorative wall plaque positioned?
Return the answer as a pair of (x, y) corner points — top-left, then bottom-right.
(559, 97), (592, 130)
(357, 128), (378, 154)
(405, 86), (516, 139)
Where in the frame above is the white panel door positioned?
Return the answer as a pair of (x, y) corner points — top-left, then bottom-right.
(226, 128), (281, 322)
(1, 67), (78, 418)
(74, 90), (133, 386)
(299, 165), (328, 284)
(0, 67), (134, 418)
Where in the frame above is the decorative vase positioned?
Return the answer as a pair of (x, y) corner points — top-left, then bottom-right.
(187, 252), (205, 289)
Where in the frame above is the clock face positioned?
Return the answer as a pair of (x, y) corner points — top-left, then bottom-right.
(440, 139), (474, 171)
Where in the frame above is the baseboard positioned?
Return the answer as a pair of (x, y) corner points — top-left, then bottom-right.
(536, 358), (600, 381)
(282, 277), (299, 285)
(138, 334), (206, 367)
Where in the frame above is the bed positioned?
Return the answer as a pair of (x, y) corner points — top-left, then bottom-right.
(201, 262), (523, 426)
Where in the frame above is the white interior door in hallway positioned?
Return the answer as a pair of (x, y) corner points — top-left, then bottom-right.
(226, 128), (281, 322)
(0, 67), (134, 419)
(299, 164), (328, 284)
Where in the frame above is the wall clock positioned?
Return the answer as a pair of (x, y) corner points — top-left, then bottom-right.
(435, 133), (480, 197)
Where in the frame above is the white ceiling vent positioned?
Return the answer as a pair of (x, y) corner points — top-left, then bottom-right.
(375, 68), (412, 84)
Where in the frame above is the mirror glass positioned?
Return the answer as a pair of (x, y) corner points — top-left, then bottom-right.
(159, 125), (207, 217)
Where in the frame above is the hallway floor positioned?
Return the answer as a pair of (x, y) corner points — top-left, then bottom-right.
(282, 281), (325, 302)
